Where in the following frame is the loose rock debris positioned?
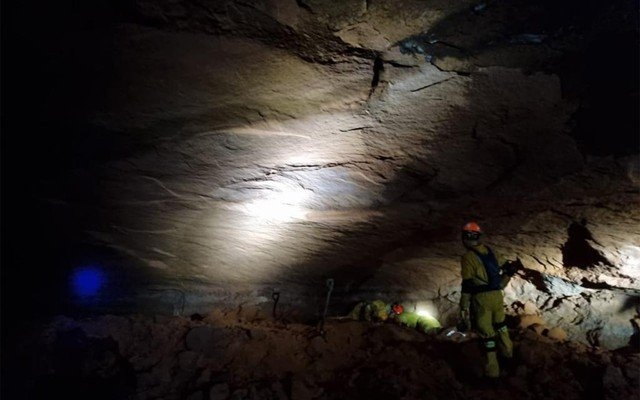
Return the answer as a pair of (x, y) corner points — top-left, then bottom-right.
(9, 311), (639, 400)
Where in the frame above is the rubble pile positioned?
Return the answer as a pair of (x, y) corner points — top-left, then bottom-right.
(10, 310), (639, 400)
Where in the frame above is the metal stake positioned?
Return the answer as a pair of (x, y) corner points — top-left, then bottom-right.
(272, 289), (280, 320)
(316, 278), (334, 336)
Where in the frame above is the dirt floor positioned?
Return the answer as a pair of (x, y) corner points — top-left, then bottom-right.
(6, 308), (640, 400)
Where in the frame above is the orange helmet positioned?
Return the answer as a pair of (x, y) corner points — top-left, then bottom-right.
(462, 221), (482, 243)
(391, 303), (404, 315)
(462, 221), (482, 233)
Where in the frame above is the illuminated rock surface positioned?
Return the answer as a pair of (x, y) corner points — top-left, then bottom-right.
(2, 0), (639, 398)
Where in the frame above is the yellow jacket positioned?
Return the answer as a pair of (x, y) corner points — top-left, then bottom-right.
(459, 244), (510, 310)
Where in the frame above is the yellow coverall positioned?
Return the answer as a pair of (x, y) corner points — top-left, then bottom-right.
(394, 311), (441, 333)
(460, 244), (513, 378)
(348, 300), (390, 322)
(348, 300), (441, 333)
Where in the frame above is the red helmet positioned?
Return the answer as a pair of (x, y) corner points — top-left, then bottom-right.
(391, 303), (404, 315)
(462, 221), (482, 233)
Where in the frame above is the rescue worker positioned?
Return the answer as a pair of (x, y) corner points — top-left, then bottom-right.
(347, 300), (441, 333)
(391, 303), (441, 334)
(347, 299), (391, 322)
(458, 221), (517, 378)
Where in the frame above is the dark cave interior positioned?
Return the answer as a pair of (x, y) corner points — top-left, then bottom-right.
(2, 0), (639, 399)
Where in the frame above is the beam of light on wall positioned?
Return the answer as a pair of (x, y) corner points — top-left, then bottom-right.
(415, 301), (438, 319)
(417, 308), (434, 318)
(242, 184), (310, 222)
(415, 303), (442, 331)
(70, 266), (105, 297)
(196, 113), (379, 281)
(621, 245), (640, 279)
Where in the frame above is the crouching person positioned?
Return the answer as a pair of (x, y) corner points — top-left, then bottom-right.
(347, 300), (441, 334)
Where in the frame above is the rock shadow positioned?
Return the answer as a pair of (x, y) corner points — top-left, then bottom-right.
(561, 219), (612, 269)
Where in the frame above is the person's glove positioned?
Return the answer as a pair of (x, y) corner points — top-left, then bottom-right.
(457, 308), (471, 332)
(503, 258), (523, 277)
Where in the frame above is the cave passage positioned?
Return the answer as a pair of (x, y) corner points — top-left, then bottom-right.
(2, 0), (639, 399)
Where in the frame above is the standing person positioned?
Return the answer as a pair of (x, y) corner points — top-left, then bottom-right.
(458, 221), (516, 378)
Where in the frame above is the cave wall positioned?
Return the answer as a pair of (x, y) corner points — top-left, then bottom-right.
(2, 0), (639, 349)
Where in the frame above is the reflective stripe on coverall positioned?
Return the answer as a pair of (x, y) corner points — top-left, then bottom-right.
(460, 244), (513, 378)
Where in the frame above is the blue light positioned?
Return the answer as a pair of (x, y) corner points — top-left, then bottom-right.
(71, 267), (105, 297)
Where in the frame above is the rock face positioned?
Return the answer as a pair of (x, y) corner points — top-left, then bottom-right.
(3, 0), (639, 354)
